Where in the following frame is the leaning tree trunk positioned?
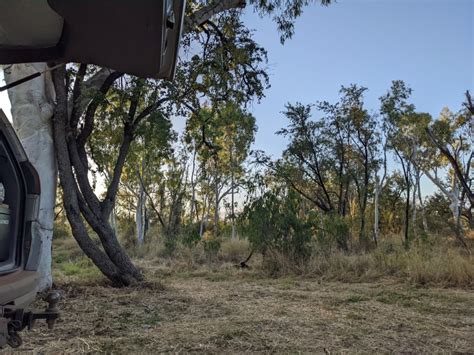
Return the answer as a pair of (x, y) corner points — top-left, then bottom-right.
(4, 63), (57, 291)
(423, 169), (470, 253)
(51, 65), (142, 286)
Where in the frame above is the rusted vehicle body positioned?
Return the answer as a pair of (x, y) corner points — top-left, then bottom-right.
(0, 0), (185, 348)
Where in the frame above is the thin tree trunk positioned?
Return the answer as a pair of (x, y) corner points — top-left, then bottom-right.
(395, 149), (411, 248)
(136, 160), (146, 245)
(416, 171), (428, 234)
(136, 181), (146, 246)
(199, 195), (207, 237)
(230, 148), (236, 240)
(404, 179), (410, 248)
(373, 148), (387, 246)
(214, 174), (219, 238)
(189, 146), (197, 223)
(412, 176), (417, 240)
(373, 182), (381, 246)
(358, 146), (369, 249)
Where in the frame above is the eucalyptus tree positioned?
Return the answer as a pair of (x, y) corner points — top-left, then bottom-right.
(276, 103), (336, 213)
(379, 80), (418, 247)
(416, 107), (472, 249)
(275, 85), (380, 248)
(186, 103), (256, 238)
(424, 107), (473, 225)
(378, 171), (407, 236)
(6, 0), (332, 286)
(334, 85), (379, 246)
(373, 123), (388, 246)
(88, 87), (176, 246)
(381, 82), (472, 248)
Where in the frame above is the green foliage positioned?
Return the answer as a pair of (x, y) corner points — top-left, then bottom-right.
(180, 222), (202, 247)
(239, 189), (313, 261)
(248, 0), (332, 43)
(203, 235), (222, 258)
(316, 214), (350, 252)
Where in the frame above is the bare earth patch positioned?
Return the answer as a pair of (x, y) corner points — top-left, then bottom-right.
(14, 269), (474, 353)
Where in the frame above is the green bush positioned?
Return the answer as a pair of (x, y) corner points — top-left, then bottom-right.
(315, 214), (350, 252)
(180, 222), (202, 247)
(239, 189), (313, 261)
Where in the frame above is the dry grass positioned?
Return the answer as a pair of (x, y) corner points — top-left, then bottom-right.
(263, 240), (474, 288)
(15, 266), (474, 353)
(22, 236), (472, 353)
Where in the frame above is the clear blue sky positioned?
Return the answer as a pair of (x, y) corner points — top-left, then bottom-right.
(242, 0), (473, 157)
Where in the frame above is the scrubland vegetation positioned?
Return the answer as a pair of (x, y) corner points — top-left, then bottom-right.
(5, 0), (472, 351)
(40, 80), (472, 351)
(53, 228), (474, 288)
(15, 232), (473, 352)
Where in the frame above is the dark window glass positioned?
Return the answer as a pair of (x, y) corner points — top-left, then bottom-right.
(0, 140), (21, 267)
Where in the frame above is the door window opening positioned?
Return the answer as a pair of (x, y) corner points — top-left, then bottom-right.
(0, 138), (23, 269)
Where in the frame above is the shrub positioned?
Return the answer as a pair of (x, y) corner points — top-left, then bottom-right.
(239, 190), (313, 261)
(218, 238), (251, 263)
(261, 238), (473, 288)
(180, 222), (202, 247)
(202, 231), (221, 261)
(314, 213), (350, 252)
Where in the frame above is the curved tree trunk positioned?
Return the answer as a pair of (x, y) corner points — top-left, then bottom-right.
(4, 63), (57, 291)
(51, 65), (142, 286)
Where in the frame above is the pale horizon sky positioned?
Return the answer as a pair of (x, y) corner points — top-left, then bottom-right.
(1, 0), (472, 197)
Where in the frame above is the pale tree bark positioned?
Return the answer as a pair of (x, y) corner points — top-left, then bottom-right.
(136, 183), (146, 246)
(373, 144), (387, 246)
(411, 145), (418, 238)
(189, 146), (197, 223)
(230, 146), (236, 239)
(199, 194), (209, 237)
(214, 170), (219, 238)
(450, 175), (462, 239)
(109, 205), (118, 234)
(185, 0), (247, 32)
(415, 169), (428, 234)
(423, 168), (470, 253)
(4, 63), (57, 291)
(412, 175), (417, 239)
(136, 160), (147, 245)
(373, 177), (383, 246)
(231, 171), (236, 240)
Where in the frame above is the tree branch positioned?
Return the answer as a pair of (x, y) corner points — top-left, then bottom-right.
(185, 0), (247, 33)
(77, 71), (123, 150)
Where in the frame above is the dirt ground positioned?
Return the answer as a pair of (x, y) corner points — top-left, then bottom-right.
(10, 267), (474, 353)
